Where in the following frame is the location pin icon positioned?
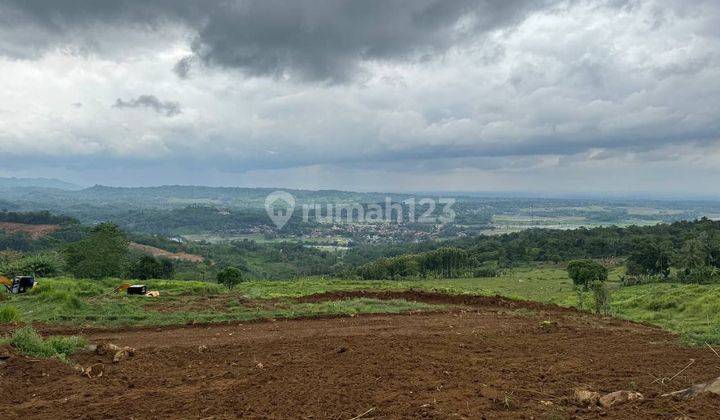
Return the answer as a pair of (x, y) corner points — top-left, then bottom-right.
(265, 191), (296, 230)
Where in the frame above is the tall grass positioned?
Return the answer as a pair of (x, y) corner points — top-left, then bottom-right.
(35, 289), (86, 309)
(0, 304), (21, 323)
(10, 270), (720, 344)
(612, 283), (720, 344)
(9, 326), (86, 361)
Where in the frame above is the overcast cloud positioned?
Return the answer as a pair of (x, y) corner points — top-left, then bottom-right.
(0, 0), (719, 194)
(113, 95), (181, 117)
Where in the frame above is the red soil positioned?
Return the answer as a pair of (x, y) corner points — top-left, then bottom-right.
(0, 222), (59, 239)
(129, 242), (204, 263)
(2, 292), (720, 419)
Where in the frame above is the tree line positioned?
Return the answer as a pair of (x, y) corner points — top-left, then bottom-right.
(352, 218), (720, 281)
(355, 247), (478, 280)
(0, 223), (175, 280)
(1, 216), (340, 281)
(0, 210), (78, 225)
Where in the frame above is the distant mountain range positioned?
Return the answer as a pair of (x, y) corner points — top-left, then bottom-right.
(0, 177), (81, 190)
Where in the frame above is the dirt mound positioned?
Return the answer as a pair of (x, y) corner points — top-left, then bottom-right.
(295, 289), (582, 312)
(3, 305), (720, 418)
(0, 222), (59, 238)
(129, 242), (204, 262)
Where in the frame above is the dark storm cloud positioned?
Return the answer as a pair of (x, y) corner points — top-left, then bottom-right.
(0, 0), (562, 81)
(0, 0), (201, 27)
(186, 0), (561, 82)
(2, 0), (720, 194)
(0, 0), (203, 59)
(113, 95), (181, 117)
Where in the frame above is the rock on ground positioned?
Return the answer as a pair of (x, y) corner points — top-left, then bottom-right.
(574, 389), (601, 405)
(599, 390), (644, 407)
(663, 377), (720, 400)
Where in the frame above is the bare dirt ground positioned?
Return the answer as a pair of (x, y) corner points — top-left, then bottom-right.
(129, 242), (205, 263)
(0, 222), (59, 238)
(3, 292), (720, 419)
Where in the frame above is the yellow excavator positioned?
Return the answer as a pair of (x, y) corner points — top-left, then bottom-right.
(1, 275), (36, 294)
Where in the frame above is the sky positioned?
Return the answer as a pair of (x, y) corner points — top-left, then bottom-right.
(0, 0), (719, 195)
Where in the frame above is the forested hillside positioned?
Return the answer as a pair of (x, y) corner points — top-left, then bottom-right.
(351, 218), (720, 280)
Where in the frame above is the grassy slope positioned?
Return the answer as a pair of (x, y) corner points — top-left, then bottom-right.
(237, 267), (579, 303)
(0, 278), (439, 327)
(2, 269), (720, 344)
(611, 283), (720, 344)
(236, 268), (720, 344)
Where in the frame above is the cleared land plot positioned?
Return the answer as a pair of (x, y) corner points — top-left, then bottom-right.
(0, 222), (59, 238)
(129, 242), (204, 262)
(2, 292), (720, 419)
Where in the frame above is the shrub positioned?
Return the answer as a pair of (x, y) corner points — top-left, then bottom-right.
(590, 280), (611, 316)
(473, 262), (500, 277)
(675, 266), (720, 284)
(10, 326), (86, 360)
(0, 305), (21, 323)
(625, 260), (645, 276)
(12, 330), (47, 357)
(5, 253), (62, 278)
(46, 335), (87, 356)
(216, 267), (244, 289)
(567, 260), (608, 288)
(0, 251), (22, 277)
(177, 282), (223, 295)
(620, 274), (666, 286)
(575, 287), (589, 311)
(36, 289), (85, 310)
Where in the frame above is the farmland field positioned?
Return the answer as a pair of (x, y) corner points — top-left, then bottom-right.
(4, 267), (720, 343)
(3, 288), (720, 418)
(4, 269), (720, 418)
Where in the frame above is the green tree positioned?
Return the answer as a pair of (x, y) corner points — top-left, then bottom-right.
(566, 259), (608, 288)
(216, 266), (244, 289)
(127, 255), (174, 280)
(421, 247), (469, 278)
(386, 255), (420, 279)
(6, 253), (62, 278)
(678, 237), (709, 270)
(677, 232), (720, 270)
(65, 223), (129, 279)
(626, 239), (672, 277)
(676, 265), (720, 284)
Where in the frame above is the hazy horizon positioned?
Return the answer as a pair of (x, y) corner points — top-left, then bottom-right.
(4, 175), (720, 202)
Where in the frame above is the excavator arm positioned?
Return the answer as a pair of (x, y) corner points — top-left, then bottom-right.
(0, 276), (13, 292)
(114, 283), (131, 293)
